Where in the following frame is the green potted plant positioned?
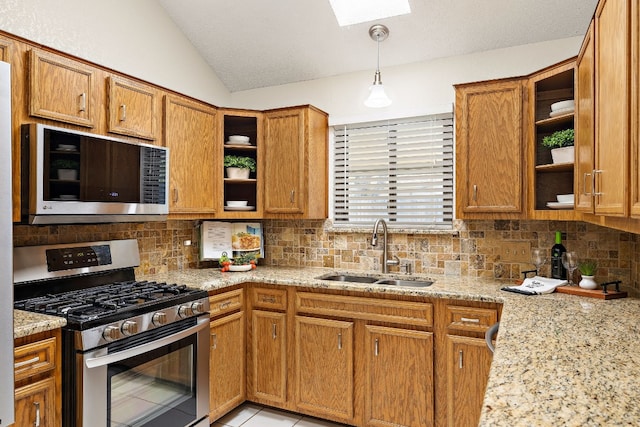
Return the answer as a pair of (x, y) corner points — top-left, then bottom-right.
(224, 155), (256, 179)
(51, 159), (79, 180)
(577, 260), (598, 290)
(542, 129), (574, 164)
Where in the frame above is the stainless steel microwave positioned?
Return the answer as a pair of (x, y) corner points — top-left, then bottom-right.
(21, 123), (169, 224)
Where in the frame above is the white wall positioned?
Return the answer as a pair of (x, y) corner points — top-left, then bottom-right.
(0, 0), (231, 106)
(230, 36), (584, 125)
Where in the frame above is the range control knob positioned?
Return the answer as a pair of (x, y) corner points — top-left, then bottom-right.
(121, 320), (139, 336)
(178, 305), (193, 318)
(152, 312), (167, 326)
(103, 325), (121, 342)
(191, 301), (206, 315)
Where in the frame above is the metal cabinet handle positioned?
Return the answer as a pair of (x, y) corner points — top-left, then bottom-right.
(593, 170), (603, 196)
(460, 317), (480, 324)
(583, 172), (593, 196)
(458, 350), (463, 369)
(173, 188), (179, 203)
(79, 92), (86, 112)
(338, 332), (342, 350)
(290, 190), (295, 204)
(374, 338), (379, 356)
(34, 401), (41, 427)
(211, 333), (217, 350)
(120, 104), (127, 121)
(14, 356), (40, 369)
(472, 185), (478, 201)
(272, 323), (277, 340)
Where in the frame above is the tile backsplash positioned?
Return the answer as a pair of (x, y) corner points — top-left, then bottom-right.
(13, 218), (640, 292)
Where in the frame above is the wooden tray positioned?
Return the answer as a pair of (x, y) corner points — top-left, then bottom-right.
(556, 285), (627, 300)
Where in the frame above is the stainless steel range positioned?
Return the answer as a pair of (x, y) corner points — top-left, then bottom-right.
(13, 239), (210, 427)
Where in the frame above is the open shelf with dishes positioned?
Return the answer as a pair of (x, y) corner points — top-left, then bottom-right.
(221, 111), (261, 216)
(528, 59), (578, 218)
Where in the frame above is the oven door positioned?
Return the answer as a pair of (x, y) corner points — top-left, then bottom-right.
(80, 316), (209, 427)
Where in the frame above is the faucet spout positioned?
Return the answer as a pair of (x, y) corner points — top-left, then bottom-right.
(371, 219), (398, 273)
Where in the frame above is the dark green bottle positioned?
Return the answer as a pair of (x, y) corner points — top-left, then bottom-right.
(551, 231), (566, 279)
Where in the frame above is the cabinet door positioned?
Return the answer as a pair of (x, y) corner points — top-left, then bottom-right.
(14, 377), (56, 427)
(107, 76), (157, 140)
(264, 109), (305, 214)
(250, 310), (287, 404)
(445, 335), (493, 427)
(455, 80), (524, 217)
(28, 49), (96, 128)
(164, 95), (217, 215)
(210, 311), (245, 421)
(295, 316), (354, 423)
(631, 0), (640, 217)
(575, 21), (596, 212)
(364, 325), (434, 427)
(594, 0), (630, 216)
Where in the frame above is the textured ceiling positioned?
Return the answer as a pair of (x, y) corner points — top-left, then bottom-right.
(158, 0), (598, 93)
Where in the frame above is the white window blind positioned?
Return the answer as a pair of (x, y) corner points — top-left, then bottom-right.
(333, 113), (454, 228)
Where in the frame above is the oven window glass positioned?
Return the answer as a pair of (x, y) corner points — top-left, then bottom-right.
(107, 336), (197, 427)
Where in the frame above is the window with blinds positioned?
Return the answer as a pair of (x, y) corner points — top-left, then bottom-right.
(333, 112), (454, 228)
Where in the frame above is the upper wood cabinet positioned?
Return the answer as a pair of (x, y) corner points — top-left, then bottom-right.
(631, 0), (640, 217)
(107, 76), (157, 140)
(455, 79), (525, 218)
(0, 35), (13, 62)
(594, 0), (630, 216)
(28, 49), (96, 128)
(263, 105), (328, 218)
(163, 95), (218, 217)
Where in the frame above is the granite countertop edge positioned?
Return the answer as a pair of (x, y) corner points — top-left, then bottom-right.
(14, 266), (640, 425)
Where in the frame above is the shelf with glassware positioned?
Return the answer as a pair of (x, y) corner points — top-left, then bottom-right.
(527, 59), (580, 220)
(220, 111), (262, 217)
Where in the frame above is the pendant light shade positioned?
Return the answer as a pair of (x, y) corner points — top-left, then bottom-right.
(364, 24), (391, 108)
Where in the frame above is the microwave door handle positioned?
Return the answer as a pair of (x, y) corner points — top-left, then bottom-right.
(85, 317), (208, 369)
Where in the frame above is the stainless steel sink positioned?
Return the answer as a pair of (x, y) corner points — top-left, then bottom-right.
(315, 274), (379, 283)
(373, 279), (433, 287)
(316, 274), (433, 287)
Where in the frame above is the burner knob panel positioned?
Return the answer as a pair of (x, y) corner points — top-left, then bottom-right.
(121, 320), (139, 336)
(152, 312), (167, 326)
(178, 305), (193, 318)
(103, 325), (121, 342)
(191, 301), (206, 315)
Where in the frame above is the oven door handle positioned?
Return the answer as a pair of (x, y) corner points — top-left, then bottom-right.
(85, 317), (208, 369)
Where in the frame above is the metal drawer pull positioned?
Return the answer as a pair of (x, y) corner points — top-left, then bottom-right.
(460, 317), (480, 324)
(79, 92), (86, 112)
(459, 350), (463, 369)
(120, 104), (127, 121)
(34, 401), (41, 427)
(219, 301), (231, 309)
(14, 356), (40, 369)
(338, 333), (342, 350)
(262, 296), (276, 303)
(272, 323), (277, 340)
(374, 338), (379, 356)
(211, 333), (217, 350)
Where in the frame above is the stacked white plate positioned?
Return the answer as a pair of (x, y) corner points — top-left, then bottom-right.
(549, 100), (575, 118)
(227, 135), (251, 145)
(546, 193), (574, 209)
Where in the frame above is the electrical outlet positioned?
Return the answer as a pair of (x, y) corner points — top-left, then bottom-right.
(499, 241), (531, 263)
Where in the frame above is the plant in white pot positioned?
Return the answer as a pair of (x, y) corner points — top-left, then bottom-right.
(224, 155), (256, 179)
(52, 159), (79, 180)
(542, 129), (574, 164)
(578, 260), (598, 290)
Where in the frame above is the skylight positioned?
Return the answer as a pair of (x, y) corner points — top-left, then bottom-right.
(329, 0), (411, 26)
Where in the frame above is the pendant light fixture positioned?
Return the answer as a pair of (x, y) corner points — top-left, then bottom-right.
(364, 24), (392, 108)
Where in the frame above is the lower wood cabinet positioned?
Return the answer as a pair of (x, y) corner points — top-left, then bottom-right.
(14, 377), (56, 427)
(445, 335), (493, 427)
(295, 316), (354, 423)
(250, 310), (287, 404)
(364, 325), (434, 427)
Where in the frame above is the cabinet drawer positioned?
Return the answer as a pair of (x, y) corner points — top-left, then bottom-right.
(446, 305), (498, 333)
(296, 292), (433, 327)
(251, 287), (287, 310)
(14, 337), (56, 382)
(209, 289), (244, 317)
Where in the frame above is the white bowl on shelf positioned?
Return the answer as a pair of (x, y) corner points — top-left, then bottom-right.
(226, 200), (248, 207)
(556, 194), (574, 203)
(229, 135), (250, 143)
(550, 100), (575, 112)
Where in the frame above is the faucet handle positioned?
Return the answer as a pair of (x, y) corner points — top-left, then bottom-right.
(400, 262), (412, 275)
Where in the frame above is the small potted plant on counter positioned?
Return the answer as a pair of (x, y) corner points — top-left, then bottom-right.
(542, 129), (574, 164)
(578, 260), (598, 290)
(51, 159), (79, 180)
(224, 155), (256, 179)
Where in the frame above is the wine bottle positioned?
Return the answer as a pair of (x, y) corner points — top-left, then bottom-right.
(551, 231), (566, 279)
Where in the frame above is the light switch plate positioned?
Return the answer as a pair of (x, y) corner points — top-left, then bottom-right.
(499, 241), (531, 263)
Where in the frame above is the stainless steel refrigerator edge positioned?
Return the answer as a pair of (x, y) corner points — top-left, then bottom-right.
(0, 61), (14, 425)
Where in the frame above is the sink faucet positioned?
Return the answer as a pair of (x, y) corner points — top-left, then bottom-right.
(371, 218), (399, 273)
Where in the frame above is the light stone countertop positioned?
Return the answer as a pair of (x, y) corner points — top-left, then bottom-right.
(14, 310), (67, 339)
(14, 266), (640, 425)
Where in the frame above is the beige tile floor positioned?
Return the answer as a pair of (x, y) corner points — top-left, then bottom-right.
(212, 402), (349, 427)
